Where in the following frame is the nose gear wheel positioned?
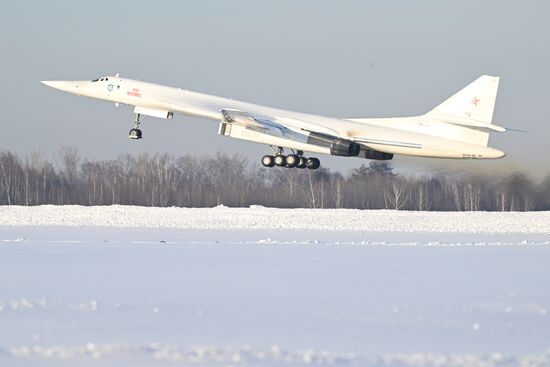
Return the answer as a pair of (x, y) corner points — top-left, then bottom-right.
(128, 113), (143, 140)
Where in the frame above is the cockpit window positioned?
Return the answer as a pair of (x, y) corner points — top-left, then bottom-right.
(91, 76), (109, 82)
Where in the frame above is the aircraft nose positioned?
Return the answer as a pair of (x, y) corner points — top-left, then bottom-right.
(41, 80), (82, 93)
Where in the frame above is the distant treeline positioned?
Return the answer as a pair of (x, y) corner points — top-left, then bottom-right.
(0, 147), (548, 211)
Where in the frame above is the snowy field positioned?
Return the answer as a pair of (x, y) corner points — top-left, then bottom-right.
(1, 206), (550, 366)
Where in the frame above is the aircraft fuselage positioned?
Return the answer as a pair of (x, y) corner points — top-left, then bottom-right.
(42, 76), (506, 162)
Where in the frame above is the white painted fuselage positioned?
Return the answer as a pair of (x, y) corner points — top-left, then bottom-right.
(42, 75), (506, 160)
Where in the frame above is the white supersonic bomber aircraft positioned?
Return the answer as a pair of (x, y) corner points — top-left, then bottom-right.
(42, 74), (506, 169)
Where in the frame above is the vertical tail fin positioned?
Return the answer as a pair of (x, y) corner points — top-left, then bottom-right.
(429, 75), (500, 122)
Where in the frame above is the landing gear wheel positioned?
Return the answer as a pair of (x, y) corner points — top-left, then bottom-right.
(296, 157), (307, 169)
(306, 157), (320, 170)
(128, 128), (142, 139)
(274, 155), (286, 167)
(261, 155), (275, 167)
(285, 154), (299, 168)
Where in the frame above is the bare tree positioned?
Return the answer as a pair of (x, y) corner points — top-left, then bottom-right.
(333, 175), (345, 209)
(0, 148), (546, 211)
(384, 178), (409, 210)
(58, 146), (80, 204)
(412, 179), (431, 211)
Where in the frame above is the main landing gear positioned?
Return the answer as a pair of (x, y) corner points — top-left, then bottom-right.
(261, 148), (320, 170)
(129, 113), (143, 139)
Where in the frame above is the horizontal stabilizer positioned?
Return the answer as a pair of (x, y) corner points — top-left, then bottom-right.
(429, 113), (506, 132)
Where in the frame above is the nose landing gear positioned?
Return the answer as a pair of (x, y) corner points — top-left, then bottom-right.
(129, 113), (143, 139)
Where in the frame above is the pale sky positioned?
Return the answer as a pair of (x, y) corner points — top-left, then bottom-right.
(0, 1), (548, 177)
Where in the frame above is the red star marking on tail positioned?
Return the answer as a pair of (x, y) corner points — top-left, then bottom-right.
(471, 96), (480, 106)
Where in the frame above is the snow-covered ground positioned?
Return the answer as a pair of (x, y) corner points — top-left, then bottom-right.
(1, 206), (550, 366)
(1, 205), (550, 234)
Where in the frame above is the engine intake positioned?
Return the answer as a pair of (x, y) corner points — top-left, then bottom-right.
(307, 132), (361, 157)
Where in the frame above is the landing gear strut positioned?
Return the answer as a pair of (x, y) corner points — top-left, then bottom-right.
(129, 113), (143, 139)
(261, 147), (320, 170)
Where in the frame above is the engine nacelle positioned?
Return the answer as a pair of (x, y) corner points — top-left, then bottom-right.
(364, 149), (394, 160)
(307, 132), (360, 157)
(330, 138), (361, 156)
